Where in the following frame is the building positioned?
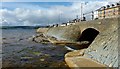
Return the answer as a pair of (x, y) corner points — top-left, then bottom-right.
(60, 23), (67, 26)
(94, 11), (99, 20)
(97, 2), (120, 19)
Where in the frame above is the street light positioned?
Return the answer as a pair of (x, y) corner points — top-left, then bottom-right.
(80, 2), (88, 21)
(81, 3), (83, 21)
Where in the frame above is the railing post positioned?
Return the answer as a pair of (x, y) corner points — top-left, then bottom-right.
(92, 11), (94, 20)
(103, 6), (106, 18)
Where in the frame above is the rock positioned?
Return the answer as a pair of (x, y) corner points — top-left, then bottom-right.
(31, 33), (51, 43)
(32, 52), (41, 56)
(2, 38), (6, 40)
(33, 36), (49, 43)
(1, 41), (3, 44)
(18, 38), (23, 41)
(27, 37), (33, 41)
(20, 56), (32, 61)
(2, 42), (9, 44)
(40, 58), (45, 61)
(45, 54), (50, 57)
(32, 35), (36, 38)
(36, 33), (44, 37)
(65, 49), (86, 58)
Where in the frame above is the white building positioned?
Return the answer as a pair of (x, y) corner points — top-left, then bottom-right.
(94, 11), (99, 19)
(60, 23), (67, 26)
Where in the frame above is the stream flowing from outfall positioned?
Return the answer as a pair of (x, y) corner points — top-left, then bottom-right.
(2, 29), (70, 68)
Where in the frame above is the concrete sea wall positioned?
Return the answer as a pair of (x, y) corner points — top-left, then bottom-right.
(83, 17), (119, 67)
(66, 17), (119, 67)
(37, 17), (119, 67)
(46, 25), (81, 42)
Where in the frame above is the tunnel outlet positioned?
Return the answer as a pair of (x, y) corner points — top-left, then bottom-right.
(78, 28), (99, 48)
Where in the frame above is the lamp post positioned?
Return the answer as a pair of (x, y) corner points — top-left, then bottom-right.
(103, 6), (106, 18)
(92, 11), (94, 20)
(81, 2), (88, 21)
(81, 3), (83, 21)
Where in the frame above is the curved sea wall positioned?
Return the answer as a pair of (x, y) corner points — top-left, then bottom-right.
(45, 25), (81, 42)
(83, 17), (119, 67)
(64, 17), (119, 68)
(37, 16), (119, 67)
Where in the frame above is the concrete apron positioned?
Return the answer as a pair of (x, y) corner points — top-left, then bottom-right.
(65, 56), (106, 68)
(64, 49), (116, 69)
(65, 49), (108, 69)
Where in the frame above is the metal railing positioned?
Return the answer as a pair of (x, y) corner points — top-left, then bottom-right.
(83, 11), (98, 21)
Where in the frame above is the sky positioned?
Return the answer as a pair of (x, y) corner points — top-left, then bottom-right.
(0, 0), (120, 26)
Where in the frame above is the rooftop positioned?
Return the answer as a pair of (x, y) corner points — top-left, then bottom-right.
(96, 2), (120, 11)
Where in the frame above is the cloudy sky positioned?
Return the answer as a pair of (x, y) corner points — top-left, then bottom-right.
(0, 0), (120, 26)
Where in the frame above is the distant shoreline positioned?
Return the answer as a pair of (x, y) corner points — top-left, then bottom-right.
(0, 26), (49, 29)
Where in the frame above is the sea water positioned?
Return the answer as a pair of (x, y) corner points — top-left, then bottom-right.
(1, 27), (69, 68)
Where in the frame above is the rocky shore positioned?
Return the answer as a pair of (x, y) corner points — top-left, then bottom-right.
(34, 26), (90, 50)
(2, 29), (70, 68)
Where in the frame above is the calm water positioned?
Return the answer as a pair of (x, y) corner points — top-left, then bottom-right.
(2, 28), (69, 68)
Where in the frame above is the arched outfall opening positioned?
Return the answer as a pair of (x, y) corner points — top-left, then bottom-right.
(78, 28), (99, 48)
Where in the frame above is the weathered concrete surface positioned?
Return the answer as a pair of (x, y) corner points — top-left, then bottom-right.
(65, 49), (85, 58)
(65, 17), (119, 68)
(36, 17), (119, 67)
(36, 28), (49, 33)
(46, 25), (81, 41)
(83, 17), (119, 67)
(44, 17), (119, 42)
(65, 56), (106, 68)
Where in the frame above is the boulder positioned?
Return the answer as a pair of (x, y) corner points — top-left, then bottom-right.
(32, 33), (50, 43)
